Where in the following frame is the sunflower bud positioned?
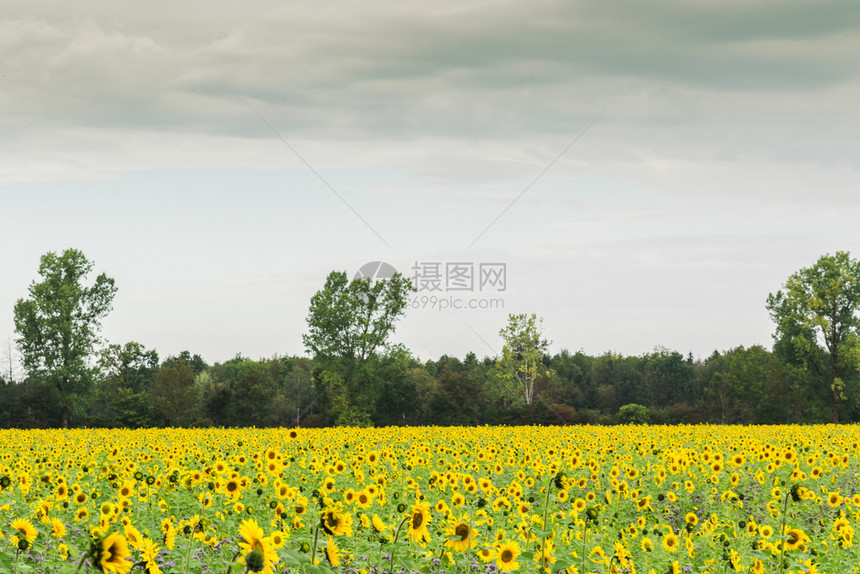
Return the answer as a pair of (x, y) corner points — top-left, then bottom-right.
(790, 483), (803, 503)
(246, 549), (265, 572)
(18, 538), (29, 551)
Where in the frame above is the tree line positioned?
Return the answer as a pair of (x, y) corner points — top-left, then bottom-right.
(1, 249), (858, 428)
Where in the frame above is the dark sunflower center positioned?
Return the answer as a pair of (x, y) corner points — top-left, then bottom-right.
(455, 524), (470, 541)
(787, 531), (799, 545)
(326, 514), (339, 528)
(106, 542), (119, 561)
(500, 549), (513, 562)
(411, 511), (423, 529)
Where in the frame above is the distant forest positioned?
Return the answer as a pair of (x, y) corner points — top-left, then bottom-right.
(3, 249), (859, 428)
(1, 342), (857, 429)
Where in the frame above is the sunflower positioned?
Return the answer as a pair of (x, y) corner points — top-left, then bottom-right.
(324, 536), (341, 567)
(237, 519), (279, 574)
(51, 517), (67, 539)
(685, 512), (698, 526)
(321, 508), (353, 537)
(95, 532), (132, 574)
(446, 518), (476, 552)
(356, 490), (372, 509)
(161, 519), (176, 550)
(124, 524), (143, 551)
(12, 518), (38, 543)
(636, 496), (652, 511)
(371, 514), (390, 533)
(663, 531), (679, 552)
(141, 538), (162, 574)
(408, 502), (432, 545)
(641, 537), (653, 552)
(224, 479), (241, 498)
(784, 527), (808, 550)
(495, 541), (521, 571)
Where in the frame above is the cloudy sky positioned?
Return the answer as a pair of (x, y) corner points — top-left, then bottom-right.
(2, 0), (859, 367)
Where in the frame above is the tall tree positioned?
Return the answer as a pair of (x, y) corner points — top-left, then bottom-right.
(303, 270), (413, 424)
(96, 342), (159, 427)
(766, 251), (860, 423)
(13, 249), (117, 428)
(497, 313), (552, 406)
(149, 359), (200, 427)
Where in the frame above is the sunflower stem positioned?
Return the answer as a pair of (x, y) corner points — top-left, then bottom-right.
(225, 550), (242, 574)
(389, 516), (410, 574)
(580, 518), (587, 574)
(310, 525), (321, 571)
(540, 475), (554, 571)
(183, 534), (195, 574)
(776, 488), (791, 574)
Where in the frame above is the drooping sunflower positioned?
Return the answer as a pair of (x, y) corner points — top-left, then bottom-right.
(11, 518), (38, 543)
(237, 518), (279, 574)
(408, 502), (431, 545)
(495, 541), (521, 571)
(324, 536), (341, 567)
(94, 532), (132, 574)
(371, 514), (390, 534)
(321, 508), (353, 537)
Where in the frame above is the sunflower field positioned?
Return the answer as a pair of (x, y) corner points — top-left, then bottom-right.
(2, 425), (860, 574)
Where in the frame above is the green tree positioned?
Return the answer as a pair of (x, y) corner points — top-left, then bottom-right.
(229, 359), (278, 427)
(303, 270), (413, 424)
(766, 251), (860, 423)
(13, 249), (117, 428)
(617, 403), (650, 424)
(149, 360), (200, 427)
(96, 342), (159, 428)
(497, 313), (552, 406)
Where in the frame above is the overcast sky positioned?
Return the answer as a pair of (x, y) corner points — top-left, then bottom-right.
(2, 0), (859, 367)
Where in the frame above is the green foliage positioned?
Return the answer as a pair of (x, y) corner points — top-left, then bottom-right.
(497, 313), (552, 406)
(767, 251), (860, 422)
(13, 249), (117, 428)
(617, 403), (650, 424)
(303, 270), (414, 424)
(149, 359), (200, 427)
